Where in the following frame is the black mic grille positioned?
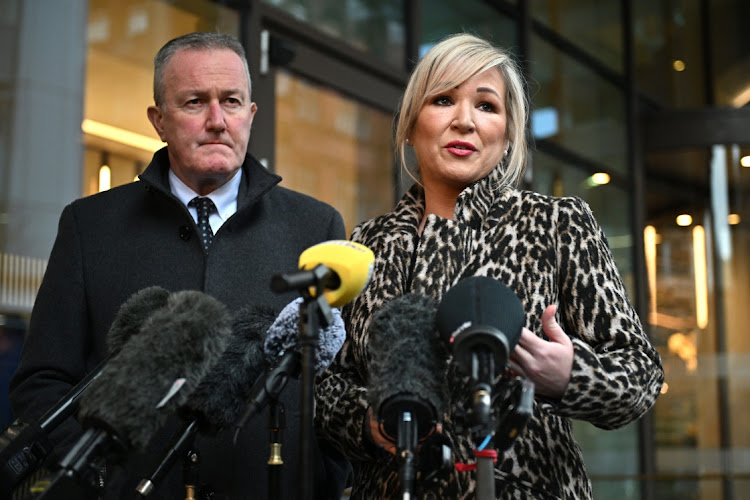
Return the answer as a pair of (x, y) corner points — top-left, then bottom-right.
(436, 276), (525, 372)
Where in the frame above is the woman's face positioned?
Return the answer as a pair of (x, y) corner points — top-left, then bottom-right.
(411, 69), (508, 194)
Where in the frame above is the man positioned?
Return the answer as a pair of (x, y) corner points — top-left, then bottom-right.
(9, 32), (348, 499)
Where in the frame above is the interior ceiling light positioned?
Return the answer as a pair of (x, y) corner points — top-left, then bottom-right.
(676, 214), (692, 226)
(82, 119), (163, 152)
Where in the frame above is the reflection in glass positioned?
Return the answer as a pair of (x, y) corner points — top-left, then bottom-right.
(532, 0), (623, 74)
(633, 0), (705, 107)
(420, 0), (515, 57)
(646, 144), (750, 498)
(262, 0), (405, 68)
(274, 70), (395, 235)
(531, 35), (627, 174)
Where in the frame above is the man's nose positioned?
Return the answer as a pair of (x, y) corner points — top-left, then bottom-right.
(206, 101), (226, 130)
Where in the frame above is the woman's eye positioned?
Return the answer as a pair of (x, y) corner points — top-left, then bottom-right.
(478, 102), (496, 112)
(433, 96), (452, 106)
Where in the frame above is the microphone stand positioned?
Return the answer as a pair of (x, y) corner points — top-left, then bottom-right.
(269, 263), (334, 500)
(135, 420), (199, 498)
(472, 377), (535, 500)
(267, 400), (285, 500)
(182, 446), (200, 500)
(471, 350), (496, 500)
(297, 290), (333, 500)
(396, 412), (417, 500)
(473, 447), (497, 500)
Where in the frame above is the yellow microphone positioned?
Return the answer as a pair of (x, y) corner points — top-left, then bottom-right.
(270, 240), (374, 307)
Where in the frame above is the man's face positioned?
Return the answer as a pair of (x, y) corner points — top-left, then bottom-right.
(147, 48), (257, 195)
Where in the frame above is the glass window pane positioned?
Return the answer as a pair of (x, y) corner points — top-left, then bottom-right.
(531, 35), (627, 174)
(532, 0), (623, 74)
(633, 0), (705, 107)
(262, 0), (405, 69)
(645, 145), (750, 498)
(421, 0), (515, 56)
(710, 0), (750, 107)
(274, 69), (394, 235)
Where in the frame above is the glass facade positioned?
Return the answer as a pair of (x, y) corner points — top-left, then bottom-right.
(532, 0), (624, 74)
(2, 1), (750, 498)
(531, 34), (628, 174)
(420, 0), (516, 55)
(274, 69), (395, 235)
(261, 0), (406, 69)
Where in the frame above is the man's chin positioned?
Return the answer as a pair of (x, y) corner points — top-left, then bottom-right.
(197, 152), (243, 173)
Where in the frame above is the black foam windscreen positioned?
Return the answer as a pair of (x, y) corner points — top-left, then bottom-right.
(106, 286), (171, 354)
(436, 276), (525, 373)
(77, 290), (232, 451)
(0, 287), (173, 495)
(367, 293), (446, 440)
(180, 303), (277, 433)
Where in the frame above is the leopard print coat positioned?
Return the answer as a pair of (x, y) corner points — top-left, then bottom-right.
(315, 165), (664, 499)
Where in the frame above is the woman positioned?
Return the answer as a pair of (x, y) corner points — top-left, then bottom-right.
(314, 33), (664, 499)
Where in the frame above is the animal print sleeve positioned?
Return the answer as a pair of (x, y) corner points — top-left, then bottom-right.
(314, 329), (379, 461)
(314, 224), (384, 462)
(550, 196), (664, 429)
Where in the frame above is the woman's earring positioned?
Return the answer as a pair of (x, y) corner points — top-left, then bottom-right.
(406, 138), (411, 145)
(503, 149), (508, 157)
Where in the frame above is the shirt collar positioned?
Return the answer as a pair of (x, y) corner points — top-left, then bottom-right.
(169, 169), (242, 223)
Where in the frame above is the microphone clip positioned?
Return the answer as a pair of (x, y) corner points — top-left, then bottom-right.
(271, 264), (335, 327)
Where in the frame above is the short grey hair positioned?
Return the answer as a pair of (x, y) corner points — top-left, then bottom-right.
(153, 32), (251, 108)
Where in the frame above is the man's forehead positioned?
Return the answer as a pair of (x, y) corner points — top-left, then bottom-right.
(165, 48), (249, 91)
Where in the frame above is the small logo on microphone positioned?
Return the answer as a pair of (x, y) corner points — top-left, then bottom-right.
(450, 321), (473, 342)
(155, 378), (187, 408)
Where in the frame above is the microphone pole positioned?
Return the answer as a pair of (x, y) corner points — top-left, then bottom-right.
(397, 412), (417, 499)
(270, 263), (334, 500)
(182, 443), (200, 500)
(267, 400), (285, 500)
(474, 447), (497, 500)
(297, 287), (333, 500)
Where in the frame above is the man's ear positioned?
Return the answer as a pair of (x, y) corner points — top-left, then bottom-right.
(147, 105), (167, 141)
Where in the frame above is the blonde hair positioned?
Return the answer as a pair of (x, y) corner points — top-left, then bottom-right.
(395, 33), (528, 190)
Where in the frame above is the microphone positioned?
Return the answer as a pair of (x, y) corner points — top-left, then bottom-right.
(367, 293), (447, 498)
(270, 240), (374, 307)
(135, 304), (277, 497)
(435, 276), (525, 435)
(233, 298), (346, 437)
(0, 286), (170, 496)
(36, 290), (232, 496)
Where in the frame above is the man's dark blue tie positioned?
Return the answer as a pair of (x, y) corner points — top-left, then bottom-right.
(189, 196), (215, 251)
